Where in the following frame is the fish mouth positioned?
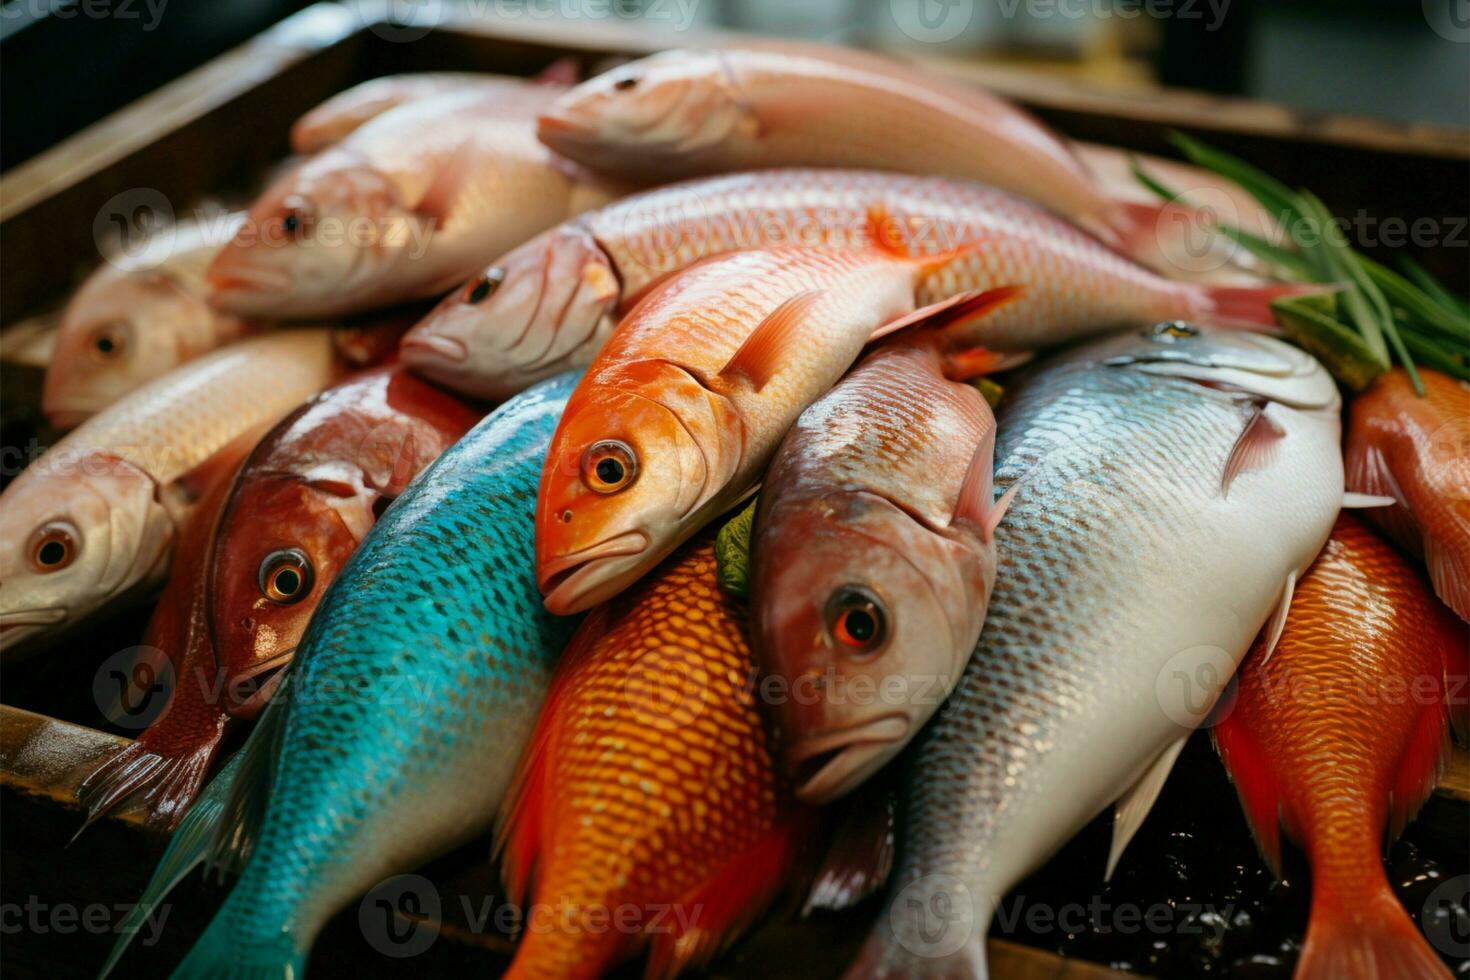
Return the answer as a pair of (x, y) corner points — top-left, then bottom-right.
(207, 266), (291, 294)
(225, 648), (296, 721)
(400, 331), (468, 365)
(0, 609), (68, 654)
(786, 713), (911, 804)
(539, 530), (650, 615)
(536, 112), (592, 144)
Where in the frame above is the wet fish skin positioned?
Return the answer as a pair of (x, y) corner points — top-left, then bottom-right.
(850, 325), (1343, 978)
(1346, 367), (1470, 622)
(537, 47), (1114, 240)
(499, 535), (815, 980)
(402, 169), (1277, 402)
(1214, 514), (1463, 980)
(209, 89), (623, 320)
(534, 244), (1018, 616)
(0, 330), (339, 657)
(164, 371), (580, 979)
(751, 339), (1003, 804)
(73, 366), (480, 829)
(43, 213), (258, 427)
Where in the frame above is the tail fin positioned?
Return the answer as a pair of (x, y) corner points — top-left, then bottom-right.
(840, 929), (989, 980)
(167, 914), (306, 980)
(1296, 880), (1451, 980)
(1200, 282), (1329, 330)
(99, 753), (241, 979)
(75, 723), (226, 835)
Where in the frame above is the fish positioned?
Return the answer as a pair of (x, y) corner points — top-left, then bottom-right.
(750, 339), (1010, 803)
(134, 372), (580, 980)
(208, 88), (625, 320)
(0, 329), (339, 657)
(402, 169), (1295, 401)
(534, 238), (1024, 615)
(497, 534), (818, 979)
(1345, 367), (1470, 622)
(849, 323), (1344, 978)
(73, 366), (481, 830)
(536, 47), (1181, 265)
(42, 213), (260, 426)
(290, 72), (562, 154)
(1213, 513), (1465, 980)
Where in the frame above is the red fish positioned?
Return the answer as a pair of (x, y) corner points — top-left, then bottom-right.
(1346, 367), (1470, 622)
(75, 367), (481, 829)
(1214, 514), (1467, 980)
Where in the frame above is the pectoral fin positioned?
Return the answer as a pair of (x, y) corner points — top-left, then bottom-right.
(1221, 405), (1285, 497)
(720, 290), (823, 391)
(1341, 493), (1397, 508)
(1106, 735), (1188, 880)
(1259, 570), (1296, 666)
(868, 286), (1023, 344)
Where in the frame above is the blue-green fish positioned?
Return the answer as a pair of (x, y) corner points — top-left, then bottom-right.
(106, 371), (581, 979)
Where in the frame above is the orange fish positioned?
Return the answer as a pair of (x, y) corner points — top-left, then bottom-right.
(535, 230), (1020, 614)
(496, 536), (818, 979)
(1213, 514), (1467, 980)
(1346, 367), (1470, 622)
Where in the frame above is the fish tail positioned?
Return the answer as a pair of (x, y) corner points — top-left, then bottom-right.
(74, 721), (226, 835)
(100, 753), (241, 979)
(168, 911), (306, 980)
(1197, 281), (1331, 330)
(841, 930), (988, 980)
(1296, 866), (1451, 980)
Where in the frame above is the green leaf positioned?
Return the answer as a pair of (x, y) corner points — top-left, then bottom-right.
(1361, 256), (1470, 342)
(1128, 155), (1184, 203)
(1168, 131), (1302, 228)
(1398, 255), (1470, 320)
(1271, 296), (1385, 392)
(1216, 224), (1316, 280)
(1292, 191), (1390, 365)
(1400, 327), (1470, 381)
(715, 498), (759, 600)
(970, 377), (1005, 409)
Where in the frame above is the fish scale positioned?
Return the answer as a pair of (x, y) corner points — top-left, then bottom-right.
(852, 327), (1343, 979)
(501, 538), (810, 980)
(163, 372), (582, 979)
(1213, 514), (1463, 980)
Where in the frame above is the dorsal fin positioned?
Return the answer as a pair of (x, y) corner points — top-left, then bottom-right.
(720, 291), (823, 391)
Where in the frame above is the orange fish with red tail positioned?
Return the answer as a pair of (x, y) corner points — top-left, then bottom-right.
(496, 535), (820, 979)
(1213, 513), (1468, 980)
(1346, 367), (1470, 623)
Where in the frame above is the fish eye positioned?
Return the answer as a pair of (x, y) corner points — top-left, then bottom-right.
(581, 440), (637, 494)
(464, 267), (506, 305)
(825, 586), (888, 655)
(613, 75), (639, 91)
(1151, 321), (1198, 342)
(89, 322), (127, 359)
(280, 196), (313, 239)
(258, 548), (314, 604)
(29, 522), (79, 573)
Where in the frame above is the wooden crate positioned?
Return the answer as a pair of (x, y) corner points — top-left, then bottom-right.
(1, 6), (1466, 979)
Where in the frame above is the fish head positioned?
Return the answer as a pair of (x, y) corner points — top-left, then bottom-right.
(207, 155), (409, 317)
(537, 363), (733, 614)
(1104, 322), (1340, 410)
(0, 453), (171, 657)
(43, 269), (216, 427)
(752, 490), (987, 803)
(208, 473), (364, 718)
(538, 50), (757, 164)
(401, 226), (620, 400)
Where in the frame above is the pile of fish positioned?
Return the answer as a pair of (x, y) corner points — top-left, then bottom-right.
(1, 41), (1465, 980)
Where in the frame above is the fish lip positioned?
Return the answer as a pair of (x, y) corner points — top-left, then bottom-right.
(786, 712), (911, 804)
(400, 331), (468, 365)
(536, 112), (587, 142)
(0, 608), (68, 629)
(207, 267), (291, 293)
(224, 648), (296, 721)
(539, 530), (650, 613)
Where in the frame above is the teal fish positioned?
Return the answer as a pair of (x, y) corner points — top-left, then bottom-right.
(106, 371), (581, 979)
